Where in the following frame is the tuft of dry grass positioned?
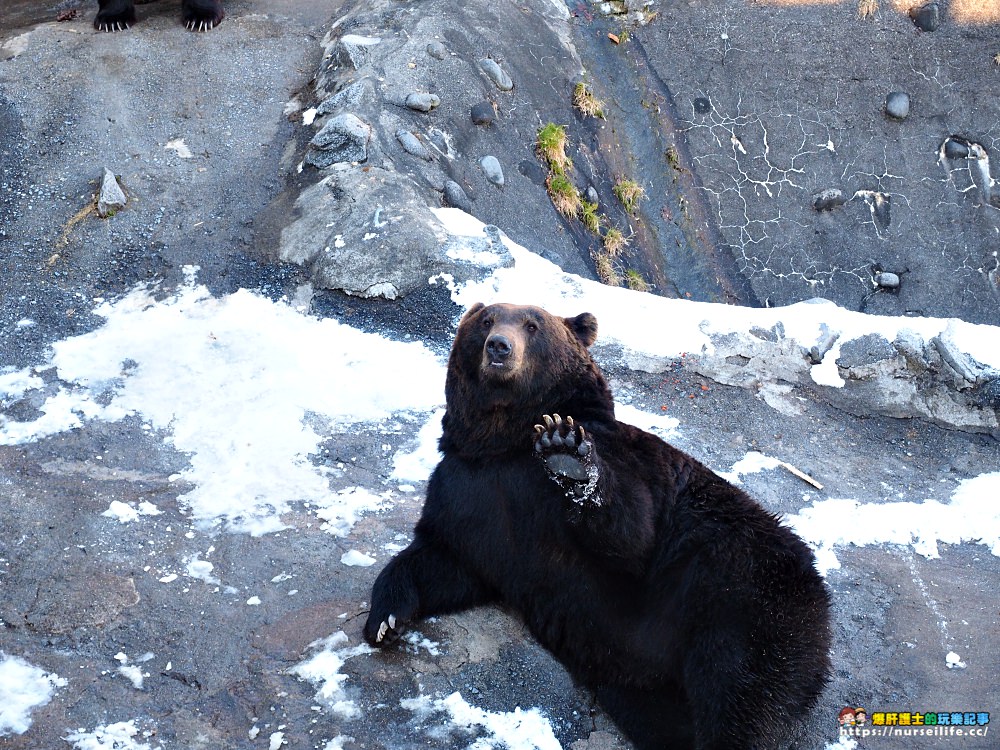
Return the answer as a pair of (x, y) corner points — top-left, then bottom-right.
(573, 83), (606, 119)
(546, 173), (582, 218)
(536, 123), (572, 175)
(580, 200), (602, 234)
(613, 178), (646, 215)
(624, 269), (650, 292)
(593, 252), (621, 287)
(603, 227), (629, 257)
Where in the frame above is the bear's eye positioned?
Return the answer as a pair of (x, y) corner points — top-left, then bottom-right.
(524, 322), (538, 334)
(482, 317), (493, 330)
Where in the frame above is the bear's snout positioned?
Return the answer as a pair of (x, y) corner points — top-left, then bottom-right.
(486, 334), (513, 363)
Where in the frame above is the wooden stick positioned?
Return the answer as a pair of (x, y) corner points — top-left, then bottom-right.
(779, 461), (824, 490)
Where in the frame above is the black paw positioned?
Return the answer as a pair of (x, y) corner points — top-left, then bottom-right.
(95, 0), (136, 31)
(363, 611), (406, 648)
(182, 0), (224, 31)
(533, 414), (598, 503)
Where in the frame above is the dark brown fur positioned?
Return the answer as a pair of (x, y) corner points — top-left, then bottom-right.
(365, 302), (832, 750)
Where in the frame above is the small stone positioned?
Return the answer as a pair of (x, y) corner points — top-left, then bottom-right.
(586, 186), (599, 204)
(308, 113), (371, 168)
(480, 155), (504, 187)
(479, 58), (513, 91)
(405, 92), (440, 112)
(910, 2), (940, 32)
(97, 167), (127, 218)
(811, 188), (847, 211)
(443, 180), (472, 212)
(942, 137), (969, 160)
(395, 130), (433, 161)
(885, 92), (910, 120)
(470, 101), (495, 126)
(875, 271), (900, 289)
(426, 41), (446, 60)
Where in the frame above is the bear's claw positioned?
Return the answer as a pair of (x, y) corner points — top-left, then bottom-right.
(367, 612), (403, 647)
(533, 414), (599, 504)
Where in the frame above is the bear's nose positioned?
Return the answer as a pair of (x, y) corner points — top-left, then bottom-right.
(486, 334), (513, 361)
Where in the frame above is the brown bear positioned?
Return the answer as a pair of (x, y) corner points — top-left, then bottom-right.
(364, 302), (832, 750)
(95, 0), (223, 32)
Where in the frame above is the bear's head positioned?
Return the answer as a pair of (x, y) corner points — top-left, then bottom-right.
(441, 303), (610, 455)
(452, 302), (598, 386)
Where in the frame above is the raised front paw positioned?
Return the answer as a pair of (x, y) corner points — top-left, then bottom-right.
(533, 414), (599, 504)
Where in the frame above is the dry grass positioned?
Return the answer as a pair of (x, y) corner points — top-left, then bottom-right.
(593, 252), (621, 287)
(546, 173), (582, 218)
(624, 269), (650, 292)
(603, 227), (629, 257)
(580, 200), (602, 234)
(613, 178), (646, 215)
(573, 83), (605, 119)
(536, 123), (572, 175)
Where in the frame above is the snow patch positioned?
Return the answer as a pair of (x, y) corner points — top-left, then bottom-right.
(164, 138), (193, 158)
(391, 408), (444, 482)
(290, 632), (373, 720)
(102, 500), (162, 523)
(118, 665), (145, 690)
(0, 274), (445, 535)
(64, 720), (159, 750)
(403, 631), (442, 656)
(316, 487), (394, 538)
(402, 691), (561, 750)
(946, 651), (967, 669)
(185, 557), (221, 586)
(434, 208), (1000, 380)
(614, 403), (680, 439)
(787, 472), (1000, 574)
(0, 654), (67, 736)
(718, 451), (784, 485)
(340, 550), (376, 567)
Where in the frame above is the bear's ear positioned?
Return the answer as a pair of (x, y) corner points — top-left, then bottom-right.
(565, 312), (598, 347)
(459, 302), (485, 326)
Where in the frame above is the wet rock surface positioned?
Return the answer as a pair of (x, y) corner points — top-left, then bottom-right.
(0, 2), (998, 750)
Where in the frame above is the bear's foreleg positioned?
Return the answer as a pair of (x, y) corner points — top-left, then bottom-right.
(533, 415), (658, 566)
(533, 414), (600, 506)
(364, 537), (493, 647)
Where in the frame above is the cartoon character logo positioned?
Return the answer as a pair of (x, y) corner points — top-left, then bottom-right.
(855, 707), (868, 726)
(839, 707), (857, 726)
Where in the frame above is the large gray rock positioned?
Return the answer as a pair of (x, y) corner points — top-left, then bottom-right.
(307, 113), (372, 168)
(278, 165), (511, 299)
(316, 79), (376, 116)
